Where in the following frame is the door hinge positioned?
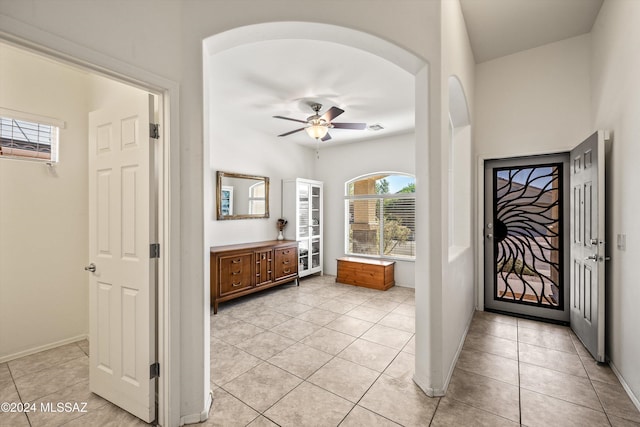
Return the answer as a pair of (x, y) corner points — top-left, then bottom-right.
(149, 123), (160, 140)
(150, 243), (160, 259)
(150, 362), (160, 379)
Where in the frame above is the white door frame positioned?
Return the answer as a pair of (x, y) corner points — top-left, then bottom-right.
(0, 26), (179, 426)
(475, 148), (574, 311)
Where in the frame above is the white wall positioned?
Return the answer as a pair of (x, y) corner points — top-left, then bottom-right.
(475, 34), (592, 157)
(315, 133), (416, 287)
(591, 0), (640, 406)
(0, 44), (89, 361)
(439, 0), (476, 393)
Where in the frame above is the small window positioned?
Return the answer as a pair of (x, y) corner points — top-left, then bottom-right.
(345, 173), (415, 260)
(0, 114), (60, 162)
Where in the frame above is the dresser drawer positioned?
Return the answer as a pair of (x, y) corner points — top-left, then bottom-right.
(274, 247), (297, 279)
(218, 253), (253, 296)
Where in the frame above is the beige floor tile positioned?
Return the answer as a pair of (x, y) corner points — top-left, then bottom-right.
(295, 308), (341, 326)
(0, 363), (12, 389)
(235, 331), (295, 360)
(431, 396), (518, 426)
(520, 388), (609, 427)
(447, 368), (520, 422)
(403, 335), (415, 355)
(14, 356), (89, 402)
(268, 342), (332, 379)
(378, 312), (415, 333)
(468, 318), (518, 341)
(383, 351), (414, 380)
(222, 363), (301, 412)
(361, 324), (413, 350)
(8, 343), (87, 379)
(25, 379), (109, 427)
(359, 374), (438, 426)
(211, 341), (261, 386)
(519, 362), (602, 410)
(517, 327), (576, 354)
(455, 348), (519, 385)
(212, 320), (265, 346)
(592, 380), (640, 423)
(462, 329), (518, 360)
(344, 306), (387, 323)
(289, 293), (328, 308)
(0, 411), (30, 427)
(337, 292), (374, 305)
(570, 332), (595, 360)
(308, 357), (380, 403)
(391, 303), (415, 317)
(243, 310), (292, 330)
(518, 341), (587, 378)
(247, 415), (279, 426)
(264, 382), (353, 427)
(517, 318), (571, 335)
(608, 414), (640, 427)
(301, 327), (356, 355)
(472, 310), (518, 325)
(325, 315), (374, 337)
(269, 318), (320, 341)
(62, 401), (149, 426)
(193, 388), (258, 427)
(317, 299), (358, 314)
(77, 339), (90, 356)
(361, 298), (402, 313)
(340, 405), (401, 426)
(582, 358), (621, 385)
(338, 339), (399, 372)
(268, 301), (314, 317)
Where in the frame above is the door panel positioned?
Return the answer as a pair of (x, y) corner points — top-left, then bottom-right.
(88, 94), (156, 422)
(570, 131), (607, 362)
(484, 154), (570, 322)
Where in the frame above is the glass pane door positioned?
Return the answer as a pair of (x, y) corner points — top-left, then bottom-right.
(298, 184), (309, 239)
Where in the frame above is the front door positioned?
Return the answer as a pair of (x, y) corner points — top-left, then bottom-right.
(88, 94), (157, 422)
(484, 154), (570, 322)
(570, 131), (608, 362)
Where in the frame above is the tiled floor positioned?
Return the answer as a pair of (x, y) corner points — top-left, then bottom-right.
(2, 274), (639, 426)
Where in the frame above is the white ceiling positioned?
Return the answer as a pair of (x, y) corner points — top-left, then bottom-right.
(205, 1), (604, 148)
(460, 0), (604, 63)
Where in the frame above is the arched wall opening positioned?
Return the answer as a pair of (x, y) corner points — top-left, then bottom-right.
(448, 75), (471, 256)
(202, 20), (431, 396)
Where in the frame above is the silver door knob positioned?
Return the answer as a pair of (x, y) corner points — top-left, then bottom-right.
(584, 255), (598, 262)
(486, 234), (493, 239)
(84, 263), (96, 272)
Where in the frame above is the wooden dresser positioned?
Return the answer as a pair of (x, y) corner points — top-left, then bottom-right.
(336, 256), (395, 291)
(210, 240), (298, 313)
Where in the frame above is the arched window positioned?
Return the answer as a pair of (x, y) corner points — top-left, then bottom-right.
(248, 181), (265, 214)
(345, 172), (415, 259)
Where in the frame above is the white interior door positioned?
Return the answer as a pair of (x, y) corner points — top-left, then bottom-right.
(570, 130), (608, 362)
(88, 94), (157, 422)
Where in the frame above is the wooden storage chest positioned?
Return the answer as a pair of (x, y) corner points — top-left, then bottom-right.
(336, 256), (395, 291)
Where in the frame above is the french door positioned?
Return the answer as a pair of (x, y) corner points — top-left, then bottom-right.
(484, 154), (570, 323)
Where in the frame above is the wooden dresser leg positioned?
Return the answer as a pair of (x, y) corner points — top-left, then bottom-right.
(213, 301), (218, 315)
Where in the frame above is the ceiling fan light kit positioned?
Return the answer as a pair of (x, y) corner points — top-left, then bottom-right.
(273, 102), (367, 142)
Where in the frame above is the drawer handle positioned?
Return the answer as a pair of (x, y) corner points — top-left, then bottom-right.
(232, 271), (241, 275)
(283, 268), (291, 274)
(283, 250), (290, 254)
(232, 281), (242, 287)
(232, 259), (241, 264)
(283, 260), (290, 265)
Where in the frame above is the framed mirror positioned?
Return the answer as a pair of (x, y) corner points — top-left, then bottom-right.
(216, 171), (270, 220)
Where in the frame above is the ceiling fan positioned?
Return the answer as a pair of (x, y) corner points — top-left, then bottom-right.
(273, 103), (367, 141)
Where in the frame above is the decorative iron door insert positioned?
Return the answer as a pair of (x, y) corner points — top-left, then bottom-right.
(484, 154), (570, 322)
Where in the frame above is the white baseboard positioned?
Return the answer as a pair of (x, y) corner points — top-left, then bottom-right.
(609, 361), (640, 413)
(0, 334), (88, 364)
(180, 391), (213, 425)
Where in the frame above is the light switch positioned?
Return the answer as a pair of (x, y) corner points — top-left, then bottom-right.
(617, 234), (626, 251)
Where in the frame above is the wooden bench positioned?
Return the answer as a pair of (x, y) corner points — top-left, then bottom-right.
(336, 256), (395, 291)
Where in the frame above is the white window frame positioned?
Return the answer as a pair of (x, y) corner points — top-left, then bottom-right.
(0, 108), (65, 163)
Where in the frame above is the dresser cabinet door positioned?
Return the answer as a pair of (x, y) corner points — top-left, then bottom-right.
(274, 247), (298, 279)
(255, 250), (273, 287)
(219, 253), (253, 296)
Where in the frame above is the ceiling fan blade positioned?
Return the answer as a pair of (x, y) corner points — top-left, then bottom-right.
(321, 133), (332, 142)
(273, 115), (308, 124)
(321, 106), (344, 122)
(278, 127), (306, 137)
(331, 122), (367, 130)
